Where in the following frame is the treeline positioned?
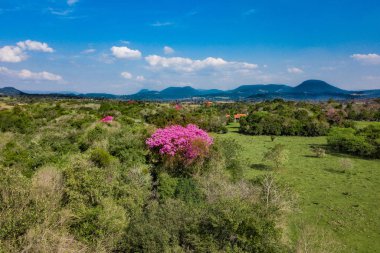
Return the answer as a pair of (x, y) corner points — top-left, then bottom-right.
(327, 125), (380, 158)
(239, 100), (380, 137)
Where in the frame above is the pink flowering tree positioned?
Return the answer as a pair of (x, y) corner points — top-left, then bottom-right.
(146, 124), (213, 174)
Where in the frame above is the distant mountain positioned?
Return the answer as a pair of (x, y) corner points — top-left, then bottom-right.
(0, 87), (25, 96)
(222, 84), (293, 99)
(160, 86), (200, 98)
(124, 86), (222, 100)
(1, 80), (379, 101)
(125, 80), (379, 101)
(78, 93), (119, 99)
(293, 80), (346, 94)
(22, 90), (80, 95)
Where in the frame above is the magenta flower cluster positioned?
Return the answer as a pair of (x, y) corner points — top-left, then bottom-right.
(146, 124), (213, 159)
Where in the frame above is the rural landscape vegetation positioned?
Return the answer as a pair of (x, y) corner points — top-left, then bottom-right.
(1, 0), (380, 252)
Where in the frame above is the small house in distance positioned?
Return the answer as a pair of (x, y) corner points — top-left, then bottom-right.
(234, 113), (247, 121)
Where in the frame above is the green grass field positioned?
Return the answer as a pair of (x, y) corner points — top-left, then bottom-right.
(355, 121), (380, 129)
(216, 123), (380, 252)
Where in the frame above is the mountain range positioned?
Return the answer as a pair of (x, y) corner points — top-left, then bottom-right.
(123, 80), (380, 100)
(1, 80), (379, 101)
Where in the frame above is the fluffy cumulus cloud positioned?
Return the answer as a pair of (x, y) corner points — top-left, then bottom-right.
(0, 67), (62, 81)
(111, 46), (142, 59)
(351, 53), (380, 65)
(287, 67), (304, 74)
(145, 55), (258, 72)
(121, 71), (133, 79)
(0, 40), (54, 63)
(0, 46), (27, 63)
(17, 40), (54, 53)
(121, 71), (146, 82)
(163, 46), (174, 55)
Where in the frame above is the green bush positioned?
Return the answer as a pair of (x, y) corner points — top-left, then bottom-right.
(263, 144), (289, 169)
(90, 148), (112, 168)
(327, 127), (379, 158)
(216, 138), (244, 180)
(0, 107), (35, 133)
(108, 130), (147, 166)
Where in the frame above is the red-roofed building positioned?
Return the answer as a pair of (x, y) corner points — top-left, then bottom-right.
(234, 114), (247, 120)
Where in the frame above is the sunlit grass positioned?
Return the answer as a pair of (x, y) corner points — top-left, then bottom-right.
(215, 123), (380, 252)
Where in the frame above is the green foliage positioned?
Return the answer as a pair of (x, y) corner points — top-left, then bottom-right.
(90, 148), (112, 168)
(157, 172), (178, 200)
(215, 138), (245, 180)
(108, 129), (147, 167)
(239, 101), (331, 136)
(0, 107), (34, 133)
(263, 144), (289, 169)
(327, 126), (379, 158)
(79, 125), (106, 151)
(0, 167), (39, 241)
(174, 178), (204, 204)
(199, 198), (283, 252)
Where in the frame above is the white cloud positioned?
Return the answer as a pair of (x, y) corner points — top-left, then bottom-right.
(151, 21), (173, 27)
(0, 40), (54, 63)
(67, 0), (79, 6)
(351, 53), (380, 65)
(121, 72), (146, 82)
(81, 48), (96, 54)
(0, 67), (62, 81)
(145, 55), (258, 72)
(0, 46), (27, 63)
(163, 46), (174, 55)
(111, 46), (142, 59)
(17, 40), (54, 53)
(121, 71), (133, 79)
(48, 8), (72, 16)
(287, 67), (304, 74)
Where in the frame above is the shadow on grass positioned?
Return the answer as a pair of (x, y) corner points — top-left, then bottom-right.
(250, 163), (272, 171)
(304, 155), (321, 158)
(324, 168), (346, 174)
(307, 143), (372, 160)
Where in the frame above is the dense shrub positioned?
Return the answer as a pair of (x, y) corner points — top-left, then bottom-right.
(327, 126), (380, 158)
(0, 107), (35, 133)
(90, 148), (113, 168)
(108, 130), (147, 167)
(240, 111), (330, 136)
(215, 138), (245, 180)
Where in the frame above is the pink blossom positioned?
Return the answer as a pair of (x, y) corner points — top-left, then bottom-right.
(101, 116), (114, 123)
(146, 124), (213, 159)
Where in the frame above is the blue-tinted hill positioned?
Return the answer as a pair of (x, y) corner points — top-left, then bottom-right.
(2, 80), (380, 101)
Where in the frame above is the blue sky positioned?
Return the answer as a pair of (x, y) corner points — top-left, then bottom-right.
(0, 0), (380, 94)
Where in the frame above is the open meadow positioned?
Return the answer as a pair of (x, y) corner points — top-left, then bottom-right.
(218, 122), (380, 252)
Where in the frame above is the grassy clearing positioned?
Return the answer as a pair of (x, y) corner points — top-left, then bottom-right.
(215, 123), (380, 252)
(355, 121), (380, 129)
